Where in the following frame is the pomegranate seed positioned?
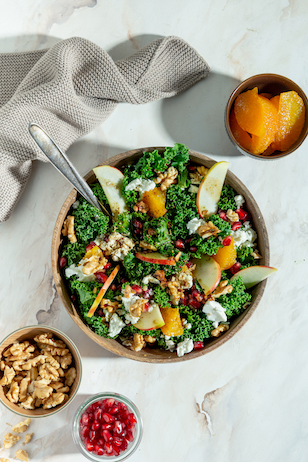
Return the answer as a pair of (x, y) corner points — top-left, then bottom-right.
(230, 262), (241, 274)
(143, 288), (153, 299)
(87, 412), (94, 421)
(85, 442), (94, 452)
(96, 308), (104, 317)
(191, 290), (203, 303)
(175, 239), (185, 250)
(81, 413), (89, 426)
(185, 237), (193, 245)
(102, 413), (114, 423)
(91, 421), (100, 430)
(89, 430), (97, 441)
(105, 442), (113, 454)
(131, 284), (143, 294)
(102, 423), (113, 430)
(95, 272), (108, 283)
(194, 341), (204, 350)
(120, 279), (127, 285)
(104, 262), (112, 270)
(120, 440), (128, 452)
(70, 294), (76, 302)
(127, 413), (137, 424)
(113, 436), (123, 447)
(236, 208), (248, 221)
(222, 235), (232, 246)
(126, 430), (134, 442)
(110, 405), (119, 415)
(112, 445), (120, 456)
(186, 262), (194, 268)
(219, 210), (228, 221)
(190, 246), (197, 253)
(189, 298), (202, 310)
(110, 283), (117, 291)
(180, 294), (189, 306)
(133, 218), (143, 229)
(85, 241), (96, 252)
(95, 446), (105, 456)
(59, 256), (67, 269)
(80, 426), (89, 439)
(94, 408), (103, 421)
(144, 302), (150, 311)
(113, 421), (122, 434)
(102, 429), (112, 442)
(232, 221), (242, 231)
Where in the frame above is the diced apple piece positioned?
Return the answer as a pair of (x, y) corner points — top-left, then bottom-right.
(93, 165), (128, 217)
(86, 265), (120, 317)
(230, 265), (277, 289)
(135, 252), (176, 265)
(192, 255), (221, 295)
(197, 161), (229, 218)
(134, 304), (165, 331)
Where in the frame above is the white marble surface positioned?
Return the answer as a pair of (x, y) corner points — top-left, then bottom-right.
(1, 1), (308, 461)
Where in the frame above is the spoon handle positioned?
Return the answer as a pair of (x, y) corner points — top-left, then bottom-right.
(29, 123), (110, 216)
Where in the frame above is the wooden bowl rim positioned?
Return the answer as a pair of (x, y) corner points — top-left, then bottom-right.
(52, 147), (270, 363)
(0, 325), (82, 417)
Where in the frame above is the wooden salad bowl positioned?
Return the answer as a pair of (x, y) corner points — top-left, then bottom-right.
(52, 148), (269, 363)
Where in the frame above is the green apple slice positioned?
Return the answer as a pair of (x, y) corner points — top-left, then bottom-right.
(93, 165), (128, 217)
(230, 265), (277, 289)
(134, 304), (165, 331)
(197, 161), (229, 218)
(192, 255), (221, 295)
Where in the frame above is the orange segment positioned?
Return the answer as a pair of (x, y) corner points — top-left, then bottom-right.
(212, 236), (237, 270)
(142, 187), (167, 218)
(234, 87), (266, 136)
(160, 307), (183, 337)
(229, 109), (252, 151)
(249, 95), (278, 155)
(271, 91), (305, 151)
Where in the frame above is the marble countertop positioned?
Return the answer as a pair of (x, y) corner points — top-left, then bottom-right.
(1, 1), (308, 461)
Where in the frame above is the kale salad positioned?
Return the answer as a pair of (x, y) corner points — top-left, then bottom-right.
(59, 144), (263, 357)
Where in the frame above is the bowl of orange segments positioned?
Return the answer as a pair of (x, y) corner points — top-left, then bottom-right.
(225, 74), (308, 159)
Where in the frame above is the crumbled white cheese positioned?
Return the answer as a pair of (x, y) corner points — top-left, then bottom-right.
(142, 275), (160, 285)
(178, 272), (193, 289)
(187, 217), (205, 235)
(121, 292), (141, 311)
(188, 185), (199, 194)
(104, 309), (112, 322)
(231, 221), (257, 248)
(65, 264), (95, 282)
(108, 313), (125, 337)
(125, 178), (156, 195)
(202, 300), (227, 328)
(182, 319), (192, 329)
(176, 338), (194, 357)
(124, 313), (140, 324)
(99, 232), (134, 261)
(165, 336), (175, 351)
(234, 195), (245, 209)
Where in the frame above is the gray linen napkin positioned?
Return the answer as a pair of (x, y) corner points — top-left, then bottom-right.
(0, 36), (209, 222)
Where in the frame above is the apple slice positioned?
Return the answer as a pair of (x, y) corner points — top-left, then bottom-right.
(197, 161), (229, 218)
(230, 265), (277, 289)
(134, 304), (165, 331)
(192, 255), (221, 295)
(86, 265), (120, 317)
(135, 252), (176, 266)
(93, 165), (128, 217)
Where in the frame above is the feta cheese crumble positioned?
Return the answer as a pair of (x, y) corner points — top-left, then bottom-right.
(231, 221), (257, 248)
(65, 264), (95, 282)
(98, 232), (134, 261)
(176, 338), (194, 357)
(202, 300), (227, 328)
(125, 178), (156, 195)
(142, 275), (160, 285)
(234, 194), (245, 209)
(121, 292), (142, 324)
(187, 217), (205, 235)
(108, 313), (125, 337)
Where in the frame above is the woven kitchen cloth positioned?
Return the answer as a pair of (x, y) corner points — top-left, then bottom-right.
(0, 35), (209, 222)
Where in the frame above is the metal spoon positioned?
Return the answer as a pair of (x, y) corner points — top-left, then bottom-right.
(28, 123), (111, 217)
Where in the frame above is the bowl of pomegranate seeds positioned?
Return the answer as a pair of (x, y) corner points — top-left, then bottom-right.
(53, 145), (276, 362)
(72, 392), (143, 460)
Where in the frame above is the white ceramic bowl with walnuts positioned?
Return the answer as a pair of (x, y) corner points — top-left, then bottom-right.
(0, 326), (82, 418)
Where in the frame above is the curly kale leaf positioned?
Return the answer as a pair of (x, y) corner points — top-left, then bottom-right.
(190, 215), (231, 258)
(219, 276), (251, 318)
(165, 143), (190, 172)
(153, 286), (171, 307)
(166, 185), (199, 240)
(71, 198), (109, 244)
(237, 246), (257, 269)
(142, 217), (172, 253)
(62, 242), (85, 266)
(178, 305), (213, 341)
(112, 211), (133, 237)
(91, 182), (109, 206)
(217, 184), (237, 211)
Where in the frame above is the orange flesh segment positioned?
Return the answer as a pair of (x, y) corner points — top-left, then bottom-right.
(229, 109), (252, 151)
(142, 187), (167, 218)
(160, 307), (183, 337)
(249, 95), (278, 155)
(271, 91), (305, 151)
(234, 87), (266, 137)
(212, 237), (237, 270)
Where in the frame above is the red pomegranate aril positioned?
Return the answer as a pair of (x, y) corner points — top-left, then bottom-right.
(236, 208), (248, 221)
(180, 294), (189, 306)
(127, 413), (137, 425)
(104, 262), (112, 270)
(186, 261), (194, 269)
(70, 294), (76, 302)
(59, 256), (67, 269)
(175, 239), (185, 250)
(110, 283), (117, 291)
(95, 272), (108, 283)
(105, 442), (113, 454)
(110, 405), (119, 415)
(95, 446), (105, 456)
(191, 289), (201, 299)
(81, 413), (89, 425)
(189, 298), (202, 310)
(94, 408), (103, 421)
(80, 426), (90, 439)
(144, 302), (150, 311)
(194, 341), (204, 350)
(113, 436), (123, 447)
(102, 412), (114, 423)
(131, 284), (143, 294)
(112, 446), (120, 456)
(85, 241), (97, 252)
(232, 221), (242, 231)
(113, 421), (122, 434)
(126, 430), (134, 442)
(87, 412), (94, 421)
(190, 246), (198, 253)
(119, 429), (127, 438)
(91, 421), (100, 431)
(85, 442), (94, 452)
(133, 218), (143, 229)
(102, 429), (113, 442)
(102, 423), (113, 430)
(219, 210), (228, 221)
(222, 235), (232, 246)
(143, 288), (153, 299)
(230, 262), (241, 274)
(89, 430), (97, 441)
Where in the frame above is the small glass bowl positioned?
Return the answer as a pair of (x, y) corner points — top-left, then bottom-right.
(72, 392), (143, 461)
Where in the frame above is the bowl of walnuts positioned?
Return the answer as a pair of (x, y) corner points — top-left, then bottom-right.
(0, 325), (82, 417)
